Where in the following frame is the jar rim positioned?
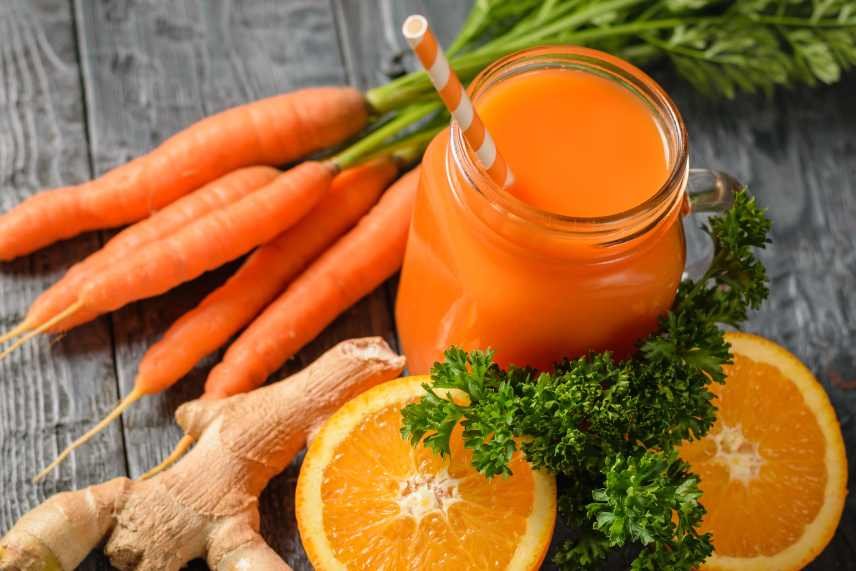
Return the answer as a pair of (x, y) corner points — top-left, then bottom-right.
(449, 45), (688, 241)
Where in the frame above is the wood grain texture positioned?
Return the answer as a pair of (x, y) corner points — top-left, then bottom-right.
(331, 0), (469, 90)
(0, 1), (124, 570)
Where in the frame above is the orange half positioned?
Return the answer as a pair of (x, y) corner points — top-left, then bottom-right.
(297, 376), (556, 570)
(680, 332), (848, 570)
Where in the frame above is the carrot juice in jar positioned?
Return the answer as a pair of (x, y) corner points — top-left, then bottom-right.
(396, 46), (733, 373)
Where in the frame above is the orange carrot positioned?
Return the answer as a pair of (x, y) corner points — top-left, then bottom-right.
(203, 167), (420, 399)
(136, 159), (397, 392)
(33, 159), (397, 481)
(0, 87), (368, 260)
(1, 162), (334, 359)
(5, 167), (280, 342)
(147, 164), (424, 479)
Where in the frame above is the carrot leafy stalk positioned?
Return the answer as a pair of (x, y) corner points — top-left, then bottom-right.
(367, 0), (856, 112)
(401, 191), (771, 570)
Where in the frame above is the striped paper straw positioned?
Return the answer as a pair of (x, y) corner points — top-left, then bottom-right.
(402, 14), (515, 188)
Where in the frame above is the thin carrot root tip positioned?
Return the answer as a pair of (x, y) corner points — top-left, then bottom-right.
(0, 302), (84, 363)
(0, 331), (37, 362)
(140, 435), (195, 480)
(33, 388), (143, 483)
(0, 321), (31, 345)
(48, 333), (67, 348)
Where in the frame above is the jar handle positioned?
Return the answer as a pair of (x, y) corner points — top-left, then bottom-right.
(682, 168), (745, 280)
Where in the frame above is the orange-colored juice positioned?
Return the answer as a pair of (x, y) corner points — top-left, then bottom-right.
(396, 47), (689, 373)
(482, 69), (669, 217)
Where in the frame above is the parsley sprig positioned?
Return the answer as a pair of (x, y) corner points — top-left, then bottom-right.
(401, 191), (771, 569)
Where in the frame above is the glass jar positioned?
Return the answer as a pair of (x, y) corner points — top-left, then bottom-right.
(395, 46), (739, 373)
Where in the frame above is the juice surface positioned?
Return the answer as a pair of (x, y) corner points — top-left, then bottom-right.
(396, 60), (685, 374)
(478, 69), (669, 217)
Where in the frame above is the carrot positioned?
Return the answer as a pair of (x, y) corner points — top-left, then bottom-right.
(0, 162), (335, 359)
(203, 167), (420, 399)
(32, 159), (398, 482)
(136, 159), (397, 392)
(0, 167), (280, 345)
(148, 165), (423, 480)
(0, 87), (368, 260)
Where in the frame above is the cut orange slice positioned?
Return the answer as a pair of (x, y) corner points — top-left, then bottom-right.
(680, 332), (848, 570)
(296, 376), (556, 570)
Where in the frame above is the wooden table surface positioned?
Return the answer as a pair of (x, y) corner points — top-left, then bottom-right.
(0, 1), (853, 569)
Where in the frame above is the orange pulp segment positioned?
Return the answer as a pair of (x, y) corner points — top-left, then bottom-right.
(297, 376), (556, 570)
(680, 332), (847, 570)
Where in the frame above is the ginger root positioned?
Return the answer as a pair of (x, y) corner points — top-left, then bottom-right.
(0, 337), (405, 570)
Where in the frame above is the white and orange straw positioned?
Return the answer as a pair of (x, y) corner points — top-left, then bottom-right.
(402, 14), (514, 189)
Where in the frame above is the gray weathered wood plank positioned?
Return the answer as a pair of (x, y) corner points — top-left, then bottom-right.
(73, 0), (397, 568)
(0, 2), (124, 570)
(331, 0), (469, 91)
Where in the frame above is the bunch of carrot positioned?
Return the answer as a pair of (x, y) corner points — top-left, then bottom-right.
(0, 83), (443, 480)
